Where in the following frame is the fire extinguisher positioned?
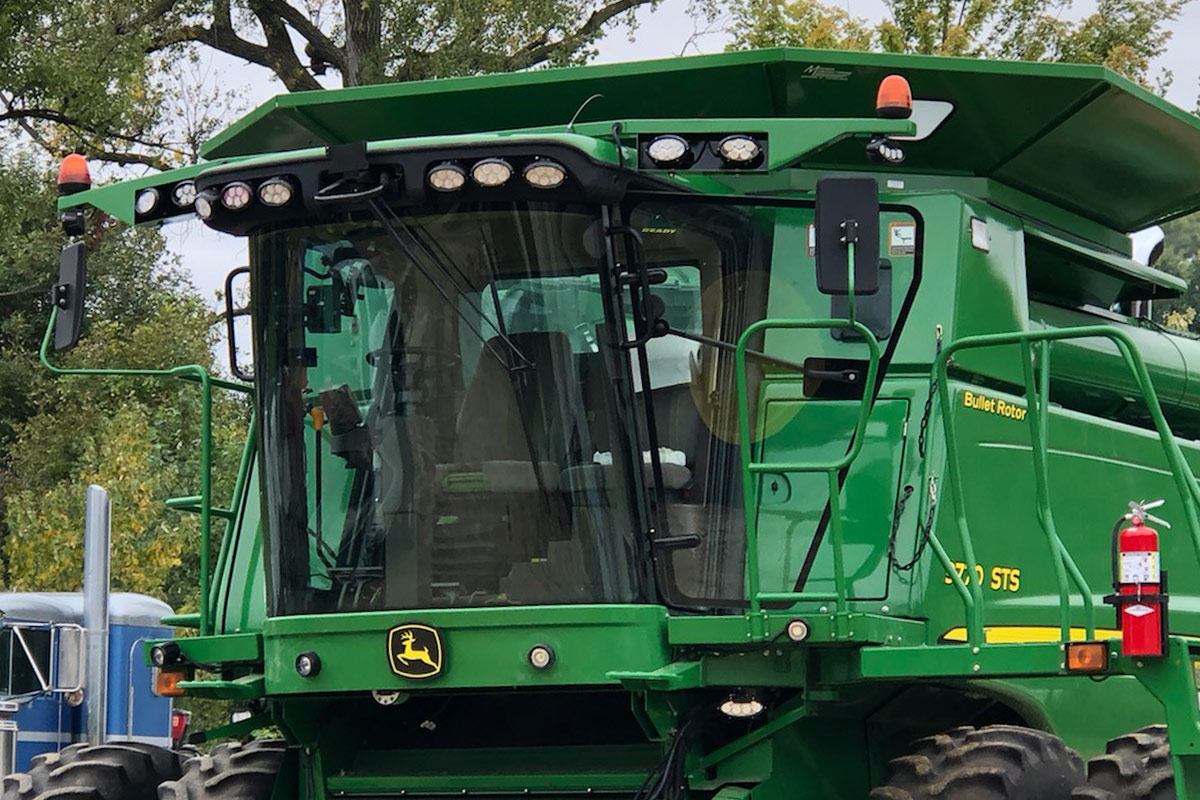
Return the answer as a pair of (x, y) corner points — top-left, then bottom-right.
(1103, 500), (1170, 657)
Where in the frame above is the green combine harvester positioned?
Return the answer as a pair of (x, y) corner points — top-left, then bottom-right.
(25, 46), (1200, 800)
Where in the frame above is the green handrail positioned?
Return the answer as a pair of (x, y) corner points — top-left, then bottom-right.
(734, 317), (881, 639)
(40, 306), (253, 636)
(929, 325), (1200, 648)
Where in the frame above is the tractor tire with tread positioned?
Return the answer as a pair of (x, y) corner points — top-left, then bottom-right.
(869, 724), (1085, 799)
(0, 741), (185, 800)
(157, 739), (286, 800)
(1072, 725), (1174, 800)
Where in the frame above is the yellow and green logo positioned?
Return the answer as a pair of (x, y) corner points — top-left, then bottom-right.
(387, 623), (444, 680)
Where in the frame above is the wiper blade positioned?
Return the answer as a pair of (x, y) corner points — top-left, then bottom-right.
(366, 199), (531, 369)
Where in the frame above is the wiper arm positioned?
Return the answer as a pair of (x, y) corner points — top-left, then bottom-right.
(366, 199), (532, 369)
(662, 325), (807, 374)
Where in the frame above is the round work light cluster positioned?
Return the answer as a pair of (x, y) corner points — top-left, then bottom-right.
(427, 158), (567, 192)
(192, 176), (297, 221)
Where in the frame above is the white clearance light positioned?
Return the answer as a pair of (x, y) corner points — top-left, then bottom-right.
(194, 190), (217, 220)
(528, 644), (555, 670)
(719, 694), (765, 718)
(258, 177), (294, 207)
(471, 159), (513, 187)
(135, 188), (159, 215)
(428, 163), (466, 192)
(172, 181), (197, 207)
(718, 136), (761, 164)
(786, 618), (810, 642)
(524, 161), (566, 189)
(647, 135), (689, 165)
(221, 181), (253, 210)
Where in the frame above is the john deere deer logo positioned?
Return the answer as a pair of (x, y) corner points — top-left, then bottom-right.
(387, 624), (444, 679)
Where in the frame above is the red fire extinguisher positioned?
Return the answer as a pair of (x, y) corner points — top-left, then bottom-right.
(1104, 500), (1170, 657)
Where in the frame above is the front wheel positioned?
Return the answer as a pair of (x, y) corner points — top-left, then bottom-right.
(157, 740), (286, 800)
(870, 724), (1085, 799)
(1, 741), (184, 800)
(1072, 725), (1174, 800)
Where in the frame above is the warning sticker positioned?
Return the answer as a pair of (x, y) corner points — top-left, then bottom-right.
(889, 222), (916, 256)
(1120, 551), (1159, 584)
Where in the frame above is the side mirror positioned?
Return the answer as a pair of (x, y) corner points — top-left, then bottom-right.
(54, 242), (87, 351)
(814, 177), (880, 295)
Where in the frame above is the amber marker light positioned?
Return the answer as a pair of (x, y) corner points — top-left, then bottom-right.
(155, 669), (187, 697)
(1065, 642), (1109, 673)
(876, 75), (913, 120)
(57, 154), (91, 195)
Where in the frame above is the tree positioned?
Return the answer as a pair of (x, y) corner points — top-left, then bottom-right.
(0, 0), (662, 167)
(720, 0), (1186, 87)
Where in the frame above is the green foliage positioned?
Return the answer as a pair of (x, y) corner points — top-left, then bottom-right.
(720, 0), (1186, 86)
(1152, 212), (1200, 331)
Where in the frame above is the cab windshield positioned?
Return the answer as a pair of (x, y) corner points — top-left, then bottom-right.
(251, 199), (918, 616)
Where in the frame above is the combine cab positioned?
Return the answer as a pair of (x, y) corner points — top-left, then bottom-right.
(31, 47), (1200, 799)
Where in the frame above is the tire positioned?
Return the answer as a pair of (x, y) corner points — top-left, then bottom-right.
(870, 724), (1085, 799)
(1, 741), (185, 800)
(1072, 725), (1174, 800)
(157, 740), (286, 800)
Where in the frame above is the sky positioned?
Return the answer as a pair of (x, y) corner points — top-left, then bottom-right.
(167, 0), (1200, 321)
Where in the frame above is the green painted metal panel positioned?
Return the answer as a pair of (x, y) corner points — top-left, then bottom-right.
(261, 605), (669, 693)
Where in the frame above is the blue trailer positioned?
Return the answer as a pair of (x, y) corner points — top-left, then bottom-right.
(0, 592), (175, 771)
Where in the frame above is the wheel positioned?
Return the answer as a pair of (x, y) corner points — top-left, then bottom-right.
(157, 740), (286, 800)
(1, 741), (184, 800)
(1072, 725), (1174, 800)
(870, 724), (1085, 799)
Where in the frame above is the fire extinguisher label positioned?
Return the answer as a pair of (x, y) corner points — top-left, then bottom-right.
(1120, 551), (1160, 583)
(1124, 603), (1155, 618)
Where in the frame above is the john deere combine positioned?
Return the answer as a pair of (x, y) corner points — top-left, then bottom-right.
(26, 47), (1200, 800)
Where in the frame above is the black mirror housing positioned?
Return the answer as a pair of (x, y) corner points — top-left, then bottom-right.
(54, 242), (87, 351)
(814, 177), (880, 295)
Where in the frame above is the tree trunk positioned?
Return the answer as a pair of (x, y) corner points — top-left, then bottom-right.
(343, 0), (384, 86)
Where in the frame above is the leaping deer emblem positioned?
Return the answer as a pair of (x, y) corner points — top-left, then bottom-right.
(396, 630), (437, 669)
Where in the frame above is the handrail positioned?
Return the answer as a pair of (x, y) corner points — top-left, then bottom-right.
(927, 325), (1200, 648)
(40, 306), (253, 636)
(734, 317), (881, 639)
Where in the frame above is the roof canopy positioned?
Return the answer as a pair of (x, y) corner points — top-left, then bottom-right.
(202, 48), (1200, 232)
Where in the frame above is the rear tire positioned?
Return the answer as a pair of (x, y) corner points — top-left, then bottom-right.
(157, 740), (285, 800)
(869, 724), (1085, 799)
(1072, 725), (1174, 800)
(0, 741), (184, 800)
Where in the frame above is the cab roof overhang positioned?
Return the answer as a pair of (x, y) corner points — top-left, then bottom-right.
(199, 47), (1200, 233)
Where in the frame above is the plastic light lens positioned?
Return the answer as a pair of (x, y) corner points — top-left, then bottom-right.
(172, 181), (197, 207)
(194, 191), (216, 220)
(295, 651), (321, 677)
(257, 177), (293, 207)
(718, 136), (761, 164)
(647, 135), (689, 165)
(786, 618), (810, 642)
(524, 161), (566, 189)
(155, 669), (186, 697)
(428, 163), (466, 192)
(135, 188), (160, 215)
(528, 644), (555, 670)
(1065, 642), (1108, 673)
(221, 182), (253, 210)
(471, 159), (513, 187)
(719, 696), (765, 718)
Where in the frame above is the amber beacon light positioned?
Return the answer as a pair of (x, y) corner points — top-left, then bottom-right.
(876, 75), (913, 119)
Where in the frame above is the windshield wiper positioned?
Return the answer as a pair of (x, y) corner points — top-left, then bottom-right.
(366, 199), (532, 369)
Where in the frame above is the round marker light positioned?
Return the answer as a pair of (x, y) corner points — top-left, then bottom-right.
(172, 181), (197, 207)
(135, 188), (160, 216)
(221, 181), (253, 210)
(528, 644), (555, 670)
(647, 135), (690, 166)
(257, 177), (294, 207)
(150, 642), (180, 668)
(718, 136), (761, 165)
(786, 618), (811, 643)
(295, 651), (322, 678)
(193, 190), (217, 221)
(372, 690), (402, 706)
(428, 163), (466, 192)
(471, 158), (513, 187)
(524, 161), (566, 189)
